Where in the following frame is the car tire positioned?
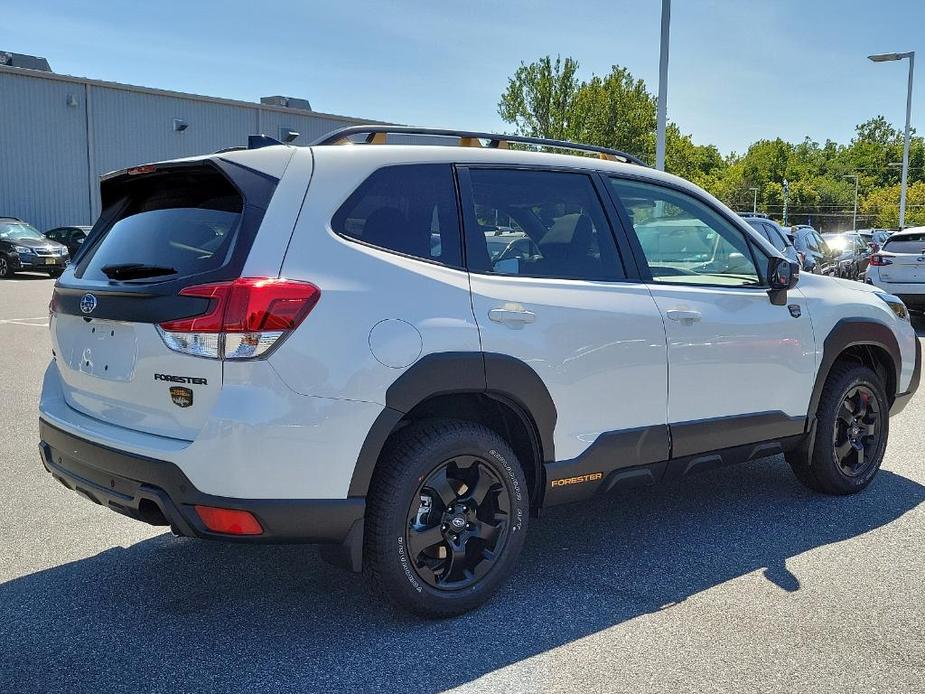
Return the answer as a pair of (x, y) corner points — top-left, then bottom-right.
(364, 418), (529, 618)
(0, 255), (14, 279)
(787, 363), (889, 495)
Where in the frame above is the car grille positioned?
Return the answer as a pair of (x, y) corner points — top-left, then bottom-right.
(33, 248), (59, 256)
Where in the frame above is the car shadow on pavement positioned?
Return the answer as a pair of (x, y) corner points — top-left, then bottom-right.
(2, 458), (923, 693)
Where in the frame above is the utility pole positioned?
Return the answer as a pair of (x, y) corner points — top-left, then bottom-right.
(655, 0), (671, 171)
(749, 187), (759, 214)
(782, 179), (789, 226)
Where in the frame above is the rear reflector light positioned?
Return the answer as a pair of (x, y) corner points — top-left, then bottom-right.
(194, 505), (263, 535)
(869, 254), (893, 267)
(157, 277), (320, 359)
(127, 164), (157, 175)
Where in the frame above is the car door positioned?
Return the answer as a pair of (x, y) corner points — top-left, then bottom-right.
(458, 166), (669, 472)
(606, 176), (815, 457)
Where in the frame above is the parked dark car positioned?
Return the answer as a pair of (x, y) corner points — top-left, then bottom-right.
(791, 225), (833, 273)
(740, 214), (800, 265)
(44, 225), (91, 256)
(822, 231), (871, 280)
(857, 228), (892, 252)
(0, 217), (70, 278)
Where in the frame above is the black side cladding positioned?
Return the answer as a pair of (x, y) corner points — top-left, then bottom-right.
(51, 158), (279, 324)
(807, 318), (902, 424)
(347, 352), (557, 497)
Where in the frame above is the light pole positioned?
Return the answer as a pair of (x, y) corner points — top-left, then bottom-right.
(655, 0), (671, 171)
(749, 187), (759, 214)
(869, 51), (915, 228)
(844, 174), (859, 230)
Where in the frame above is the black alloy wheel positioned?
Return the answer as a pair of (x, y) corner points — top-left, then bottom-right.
(406, 455), (510, 590)
(786, 363), (889, 495)
(832, 385), (882, 478)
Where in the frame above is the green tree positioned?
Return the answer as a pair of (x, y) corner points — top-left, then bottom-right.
(569, 65), (656, 158)
(498, 56), (581, 140)
(860, 181), (925, 227)
(498, 56), (722, 184)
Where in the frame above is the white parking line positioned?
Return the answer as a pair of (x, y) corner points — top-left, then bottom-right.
(0, 317), (49, 327)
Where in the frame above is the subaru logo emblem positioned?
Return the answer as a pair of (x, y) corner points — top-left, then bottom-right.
(79, 293), (97, 314)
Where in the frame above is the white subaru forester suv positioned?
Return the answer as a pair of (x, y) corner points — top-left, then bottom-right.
(39, 127), (921, 617)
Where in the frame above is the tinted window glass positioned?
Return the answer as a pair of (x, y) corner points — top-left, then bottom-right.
(610, 178), (761, 287)
(762, 223), (788, 251)
(332, 164), (461, 267)
(466, 169), (623, 281)
(79, 168), (242, 282)
(45, 229), (63, 241)
(745, 219), (774, 245)
(883, 233), (925, 253)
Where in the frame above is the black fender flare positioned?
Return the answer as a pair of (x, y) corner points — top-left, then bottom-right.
(347, 352), (557, 497)
(806, 317), (901, 426)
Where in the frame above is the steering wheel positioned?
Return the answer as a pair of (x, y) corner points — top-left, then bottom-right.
(493, 237), (539, 266)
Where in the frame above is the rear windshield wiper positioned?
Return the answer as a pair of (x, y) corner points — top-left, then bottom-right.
(100, 263), (178, 280)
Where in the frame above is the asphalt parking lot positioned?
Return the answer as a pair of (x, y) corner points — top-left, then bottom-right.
(1, 274), (923, 694)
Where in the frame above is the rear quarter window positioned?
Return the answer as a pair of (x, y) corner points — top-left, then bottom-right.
(331, 164), (462, 268)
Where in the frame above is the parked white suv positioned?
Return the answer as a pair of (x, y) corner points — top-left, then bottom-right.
(867, 227), (925, 314)
(39, 127), (921, 617)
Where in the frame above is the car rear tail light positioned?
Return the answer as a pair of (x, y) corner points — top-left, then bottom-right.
(157, 277), (320, 359)
(869, 254), (893, 267)
(194, 505), (263, 535)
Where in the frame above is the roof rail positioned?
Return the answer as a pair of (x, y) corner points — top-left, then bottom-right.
(311, 125), (647, 166)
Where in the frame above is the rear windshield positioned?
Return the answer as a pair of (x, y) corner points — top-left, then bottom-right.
(78, 167), (243, 282)
(883, 233), (925, 254)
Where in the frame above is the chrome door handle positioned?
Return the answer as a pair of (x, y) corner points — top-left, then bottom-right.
(489, 305), (536, 326)
(665, 309), (702, 324)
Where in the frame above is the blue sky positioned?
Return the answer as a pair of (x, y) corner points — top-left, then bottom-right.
(3, 0), (923, 155)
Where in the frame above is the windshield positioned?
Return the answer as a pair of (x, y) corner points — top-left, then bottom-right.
(823, 234), (852, 252)
(0, 222), (46, 242)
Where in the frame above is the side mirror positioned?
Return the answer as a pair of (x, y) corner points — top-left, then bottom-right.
(768, 256), (799, 291)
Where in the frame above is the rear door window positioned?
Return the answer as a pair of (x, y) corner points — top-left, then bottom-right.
(331, 164), (461, 268)
(464, 168), (624, 281)
(78, 167), (243, 282)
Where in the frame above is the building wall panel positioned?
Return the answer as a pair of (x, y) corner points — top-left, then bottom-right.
(0, 72), (91, 229)
(0, 66), (384, 231)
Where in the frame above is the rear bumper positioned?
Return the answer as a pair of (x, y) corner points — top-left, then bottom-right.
(39, 418), (365, 545)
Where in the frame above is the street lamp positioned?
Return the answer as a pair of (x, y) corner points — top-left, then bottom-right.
(655, 0), (671, 171)
(844, 174), (859, 231)
(869, 51), (915, 228)
(748, 187), (759, 214)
